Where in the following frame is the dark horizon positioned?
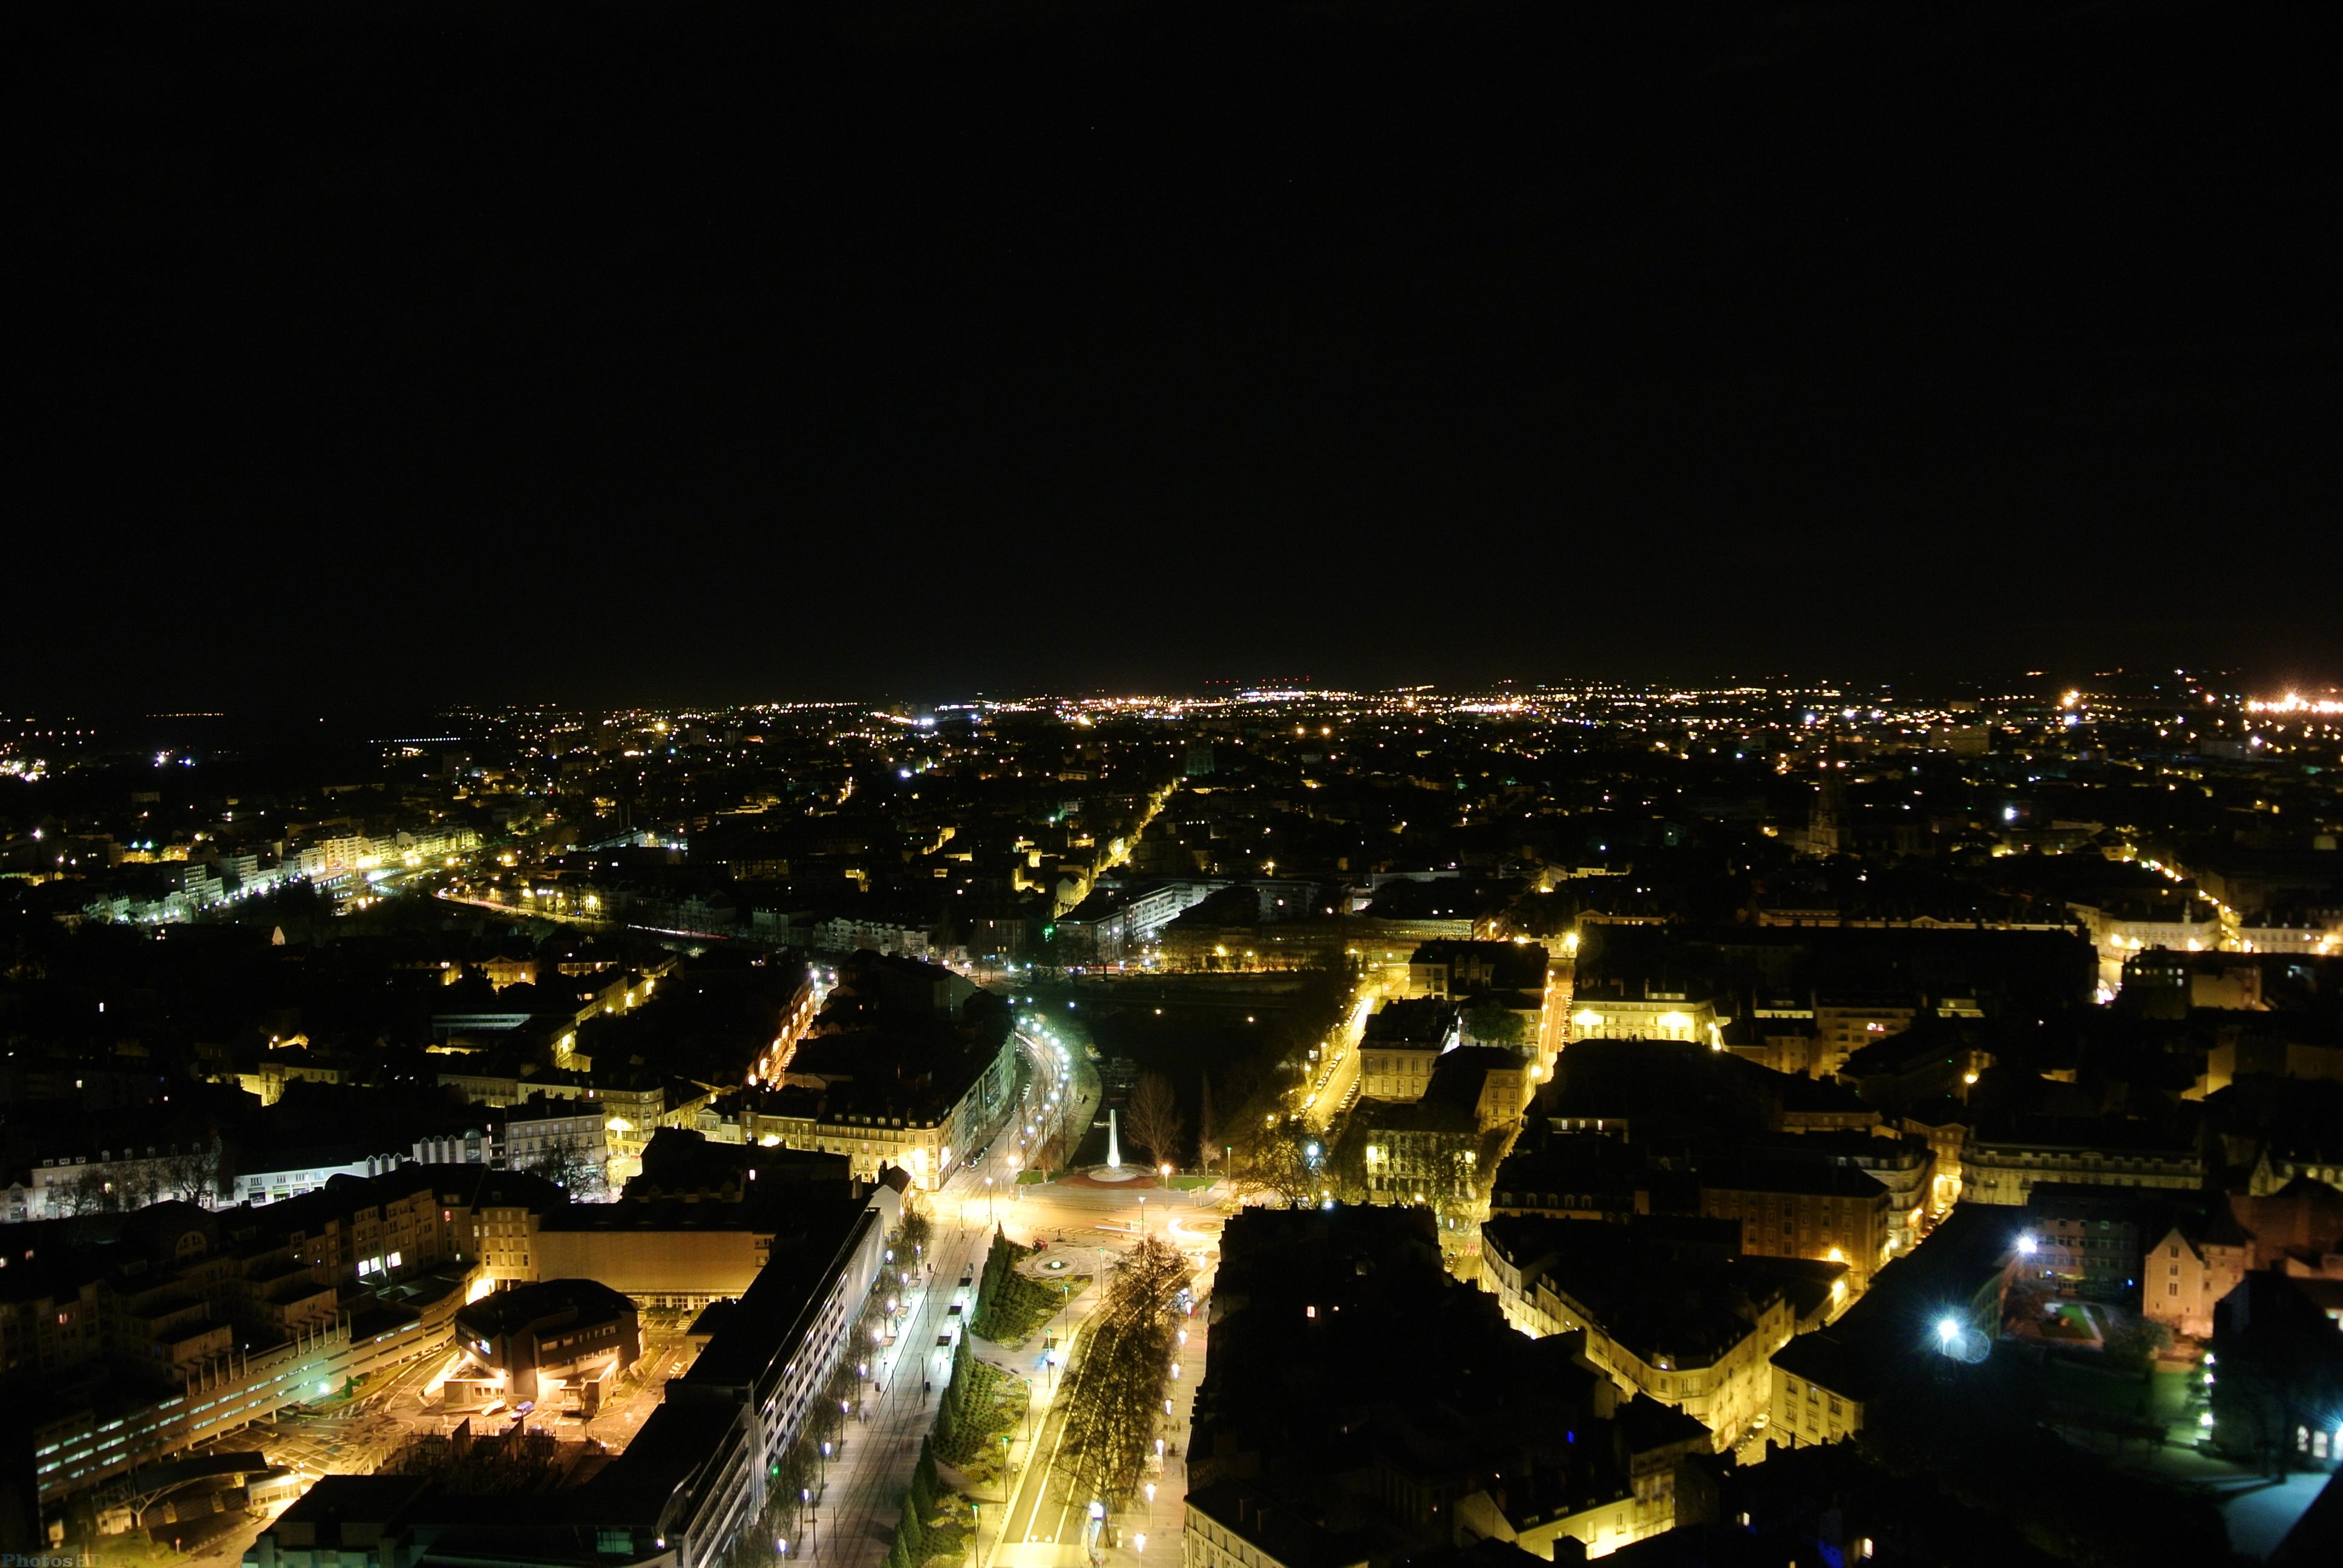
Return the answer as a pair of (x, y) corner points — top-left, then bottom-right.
(16, 1), (2342, 709)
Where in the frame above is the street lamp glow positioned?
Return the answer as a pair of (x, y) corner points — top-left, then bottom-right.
(1936, 1317), (1959, 1346)
(2017, 1234), (2038, 1256)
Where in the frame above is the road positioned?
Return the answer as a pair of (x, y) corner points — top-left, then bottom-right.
(811, 1027), (1101, 1568)
(815, 1027), (1228, 1568)
(1296, 979), (1383, 1129)
(988, 1203), (1219, 1568)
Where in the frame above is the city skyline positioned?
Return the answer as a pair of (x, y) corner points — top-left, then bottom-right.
(11, 1), (2343, 1562)
(7, 662), (2343, 1563)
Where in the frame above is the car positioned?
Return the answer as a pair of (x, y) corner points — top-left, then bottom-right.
(515, 1400), (535, 1415)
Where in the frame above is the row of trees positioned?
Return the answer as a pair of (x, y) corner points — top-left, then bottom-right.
(1055, 1235), (1191, 1513)
(887, 1439), (966, 1568)
(969, 1228), (1064, 1344)
(897, 1249), (1034, 1566)
(724, 1287), (896, 1568)
(49, 1142), (227, 1216)
(930, 1333), (1019, 1466)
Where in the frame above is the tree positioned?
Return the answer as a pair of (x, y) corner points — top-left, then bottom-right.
(912, 1436), (939, 1520)
(114, 1159), (163, 1212)
(158, 1140), (226, 1206)
(1055, 1236), (1191, 1513)
(56, 1165), (119, 1218)
(1463, 999), (1530, 1048)
(934, 1333), (974, 1456)
(1126, 1073), (1185, 1172)
(1197, 1074), (1219, 1169)
(523, 1133), (605, 1198)
(1224, 1121), (1319, 1209)
(897, 1487), (928, 1563)
(2101, 1315), (2172, 1375)
(899, 1203), (932, 1258)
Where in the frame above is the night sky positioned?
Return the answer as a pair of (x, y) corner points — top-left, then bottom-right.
(16, 1), (2341, 709)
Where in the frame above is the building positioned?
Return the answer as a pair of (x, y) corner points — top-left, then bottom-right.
(237, 1178), (905, 1568)
(1450, 1396), (1713, 1561)
(1194, 1205), (1709, 1562)
(1487, 1132), (1677, 1224)
(747, 1035), (1018, 1190)
(1810, 992), (1921, 1079)
(1359, 999), (1463, 1102)
(11, 1134), (230, 1221)
(2146, 1180), (2343, 1340)
(1424, 1046), (1534, 1132)
(231, 1145), (411, 1209)
(1565, 988), (1722, 1047)
(604, 1177), (900, 1561)
(1186, 1483), (1371, 1568)
(1348, 1099), (1487, 1219)
(1407, 940), (1549, 1001)
(1699, 1163), (1896, 1295)
(1959, 1119), (2204, 1207)
(534, 1203), (776, 1310)
(1480, 1217), (1843, 1449)
(2020, 1184), (2164, 1305)
(1729, 1133), (1933, 1261)
(1765, 1203), (2024, 1450)
(5, 1184), (473, 1509)
(503, 1094), (612, 1194)
(1055, 880), (1222, 967)
(2209, 1271), (2343, 1471)
(426, 1166), (568, 1293)
(448, 1276), (639, 1413)
(2071, 896), (2223, 989)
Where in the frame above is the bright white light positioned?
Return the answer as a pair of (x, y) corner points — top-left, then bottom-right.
(1936, 1317), (1959, 1345)
(2017, 1235), (2037, 1256)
